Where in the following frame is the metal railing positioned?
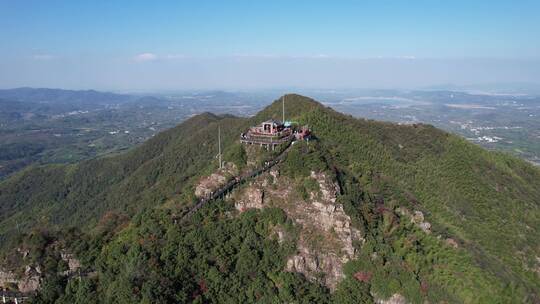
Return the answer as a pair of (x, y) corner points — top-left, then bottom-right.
(180, 139), (294, 222)
(2, 290), (31, 303)
(240, 134), (293, 145)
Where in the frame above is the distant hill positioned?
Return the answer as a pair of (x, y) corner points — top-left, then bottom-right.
(0, 94), (539, 303)
(0, 87), (134, 105)
(423, 82), (540, 95)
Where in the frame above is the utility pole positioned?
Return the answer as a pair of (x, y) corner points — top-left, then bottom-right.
(218, 125), (222, 169)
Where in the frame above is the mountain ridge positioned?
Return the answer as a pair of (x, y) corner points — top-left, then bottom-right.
(1, 94), (539, 303)
(0, 87), (133, 104)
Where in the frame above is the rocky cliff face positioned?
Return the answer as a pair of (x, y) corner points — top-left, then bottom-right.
(0, 267), (40, 293)
(195, 162), (238, 198)
(234, 187), (264, 211)
(231, 168), (364, 290)
(0, 269), (17, 288)
(0, 248), (81, 294)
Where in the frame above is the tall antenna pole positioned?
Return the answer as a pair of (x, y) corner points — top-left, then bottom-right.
(218, 125), (222, 169)
(282, 95), (285, 123)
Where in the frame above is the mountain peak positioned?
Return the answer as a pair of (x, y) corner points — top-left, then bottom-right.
(1, 95), (539, 303)
(250, 93), (327, 124)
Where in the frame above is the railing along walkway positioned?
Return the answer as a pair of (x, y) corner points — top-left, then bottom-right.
(179, 140), (294, 222)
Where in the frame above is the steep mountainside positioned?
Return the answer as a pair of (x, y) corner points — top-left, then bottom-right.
(0, 95), (539, 303)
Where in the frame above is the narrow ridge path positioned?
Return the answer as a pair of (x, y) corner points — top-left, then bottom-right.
(180, 140), (295, 222)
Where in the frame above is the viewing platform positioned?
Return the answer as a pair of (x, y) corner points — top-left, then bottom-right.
(240, 119), (311, 150)
(240, 120), (293, 150)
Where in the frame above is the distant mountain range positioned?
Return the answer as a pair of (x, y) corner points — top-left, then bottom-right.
(0, 87), (134, 105)
(423, 82), (540, 95)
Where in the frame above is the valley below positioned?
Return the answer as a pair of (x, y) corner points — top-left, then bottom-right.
(2, 88), (538, 182)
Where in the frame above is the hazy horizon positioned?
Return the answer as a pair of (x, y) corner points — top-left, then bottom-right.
(1, 1), (539, 91)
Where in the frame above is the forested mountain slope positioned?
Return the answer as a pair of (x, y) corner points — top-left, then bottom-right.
(0, 95), (539, 303)
(0, 112), (246, 242)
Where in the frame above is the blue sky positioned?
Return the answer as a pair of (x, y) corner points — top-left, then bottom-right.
(1, 0), (539, 90)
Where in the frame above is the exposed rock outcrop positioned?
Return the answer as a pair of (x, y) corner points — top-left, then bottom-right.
(283, 172), (363, 289)
(0, 269), (17, 288)
(1, 249), (81, 294)
(269, 168), (279, 184)
(230, 169), (363, 290)
(397, 207), (431, 234)
(60, 252), (81, 275)
(445, 238), (459, 249)
(235, 187), (264, 211)
(412, 211), (432, 234)
(0, 268), (40, 293)
(17, 276), (40, 293)
(195, 162), (237, 198)
(375, 293), (408, 304)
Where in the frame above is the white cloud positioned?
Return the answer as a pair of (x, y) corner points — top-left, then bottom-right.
(134, 53), (158, 62)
